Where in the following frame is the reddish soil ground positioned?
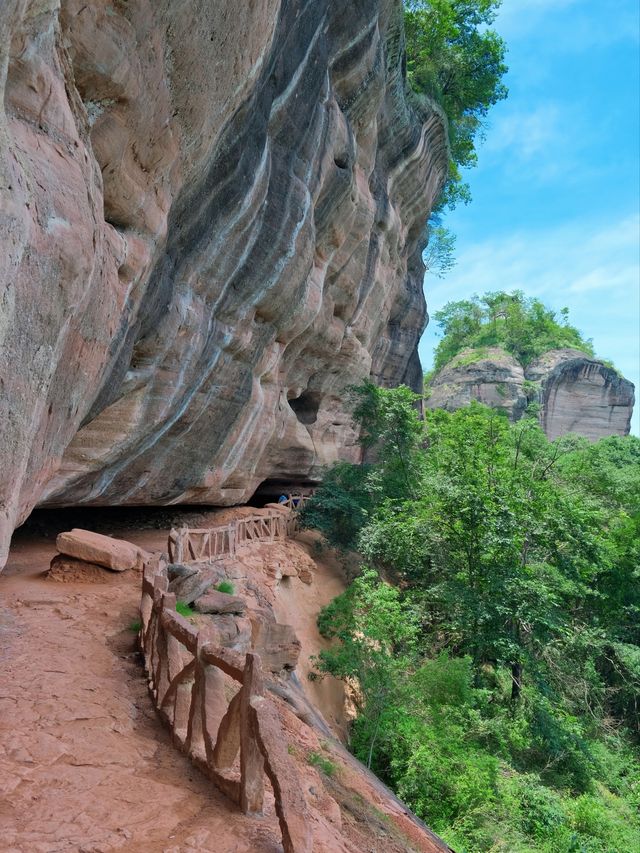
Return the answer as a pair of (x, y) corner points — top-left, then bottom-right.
(0, 526), (287, 852)
(0, 510), (450, 853)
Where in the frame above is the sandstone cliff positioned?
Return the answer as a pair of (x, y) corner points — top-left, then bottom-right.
(425, 346), (635, 440)
(0, 0), (448, 566)
(426, 347), (528, 420)
(525, 349), (635, 441)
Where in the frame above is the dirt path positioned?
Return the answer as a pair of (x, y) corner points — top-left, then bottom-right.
(270, 533), (350, 738)
(0, 515), (449, 853)
(0, 530), (284, 853)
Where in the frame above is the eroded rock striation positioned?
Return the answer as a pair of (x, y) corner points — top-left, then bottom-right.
(426, 346), (635, 440)
(426, 347), (528, 420)
(0, 0), (448, 566)
(525, 349), (635, 441)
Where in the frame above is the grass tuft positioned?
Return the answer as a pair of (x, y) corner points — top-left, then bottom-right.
(308, 751), (337, 777)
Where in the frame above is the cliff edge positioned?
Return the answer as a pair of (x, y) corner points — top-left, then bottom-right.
(525, 348), (635, 441)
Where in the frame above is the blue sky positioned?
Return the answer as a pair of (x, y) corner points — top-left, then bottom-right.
(418, 0), (640, 435)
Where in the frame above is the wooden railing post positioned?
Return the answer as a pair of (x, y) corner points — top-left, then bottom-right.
(240, 653), (265, 815)
(154, 591), (176, 706)
(185, 639), (206, 763)
(199, 628), (228, 768)
(166, 497), (311, 565)
(168, 528), (177, 563)
(138, 559), (312, 850)
(169, 526), (187, 563)
(147, 575), (168, 686)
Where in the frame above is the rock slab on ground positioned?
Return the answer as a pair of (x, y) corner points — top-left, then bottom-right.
(207, 614), (253, 652)
(56, 529), (147, 572)
(168, 565), (222, 604)
(47, 554), (113, 584)
(251, 614), (301, 673)
(194, 590), (247, 615)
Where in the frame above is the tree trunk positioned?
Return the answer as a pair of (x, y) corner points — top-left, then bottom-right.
(511, 661), (523, 702)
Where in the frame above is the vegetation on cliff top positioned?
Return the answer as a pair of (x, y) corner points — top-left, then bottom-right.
(402, 2), (509, 278)
(430, 289), (596, 372)
(302, 383), (640, 853)
(404, 0), (508, 210)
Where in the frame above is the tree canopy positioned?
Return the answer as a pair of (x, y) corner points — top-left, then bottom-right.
(431, 290), (596, 371)
(404, 0), (508, 209)
(302, 383), (640, 852)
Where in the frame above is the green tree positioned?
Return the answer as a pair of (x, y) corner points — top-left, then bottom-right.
(424, 214), (457, 278)
(305, 386), (640, 851)
(315, 568), (419, 768)
(299, 461), (375, 550)
(431, 290), (596, 370)
(362, 406), (592, 704)
(404, 0), (508, 207)
(300, 382), (424, 547)
(351, 381), (424, 497)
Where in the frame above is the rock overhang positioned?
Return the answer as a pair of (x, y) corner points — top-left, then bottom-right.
(0, 0), (449, 567)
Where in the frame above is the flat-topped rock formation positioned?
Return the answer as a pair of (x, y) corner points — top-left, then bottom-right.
(525, 349), (635, 441)
(426, 347), (528, 420)
(0, 0), (448, 567)
(426, 347), (634, 440)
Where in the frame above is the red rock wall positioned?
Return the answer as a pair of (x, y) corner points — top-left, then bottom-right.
(0, 0), (448, 566)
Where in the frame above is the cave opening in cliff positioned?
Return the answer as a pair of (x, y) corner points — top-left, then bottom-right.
(287, 390), (321, 425)
(248, 478), (319, 507)
(10, 504), (228, 546)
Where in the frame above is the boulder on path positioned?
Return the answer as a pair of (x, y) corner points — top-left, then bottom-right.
(194, 590), (247, 615)
(251, 612), (301, 672)
(168, 566), (221, 604)
(167, 562), (198, 581)
(47, 554), (113, 584)
(207, 614), (252, 651)
(56, 529), (149, 572)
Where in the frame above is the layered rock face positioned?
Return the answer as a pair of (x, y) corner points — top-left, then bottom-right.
(525, 349), (635, 441)
(425, 347), (635, 440)
(426, 347), (528, 420)
(0, 0), (448, 566)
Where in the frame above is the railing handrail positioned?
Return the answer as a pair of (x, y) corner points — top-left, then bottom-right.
(168, 496), (311, 565)
(139, 557), (312, 852)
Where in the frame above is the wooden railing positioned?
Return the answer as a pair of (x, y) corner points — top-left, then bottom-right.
(140, 557), (312, 852)
(168, 495), (311, 565)
(278, 493), (312, 511)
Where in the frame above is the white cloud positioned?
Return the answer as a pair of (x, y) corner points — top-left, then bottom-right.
(427, 213), (639, 302)
(479, 100), (601, 186)
(485, 104), (563, 160)
(568, 263), (639, 294)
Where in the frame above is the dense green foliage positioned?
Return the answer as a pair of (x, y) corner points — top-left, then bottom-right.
(424, 214), (457, 278)
(432, 290), (595, 371)
(302, 384), (640, 852)
(404, 1), (508, 208)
